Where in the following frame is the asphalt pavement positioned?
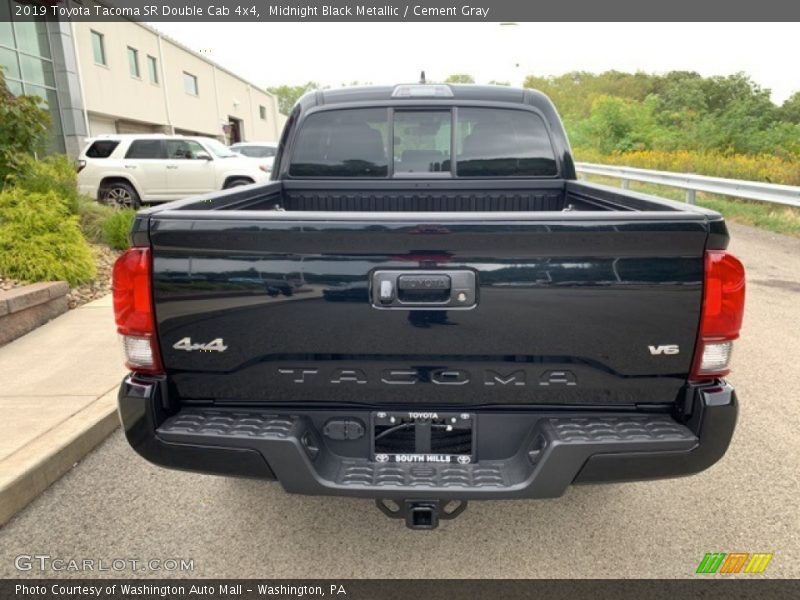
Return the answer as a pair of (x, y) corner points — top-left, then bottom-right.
(0, 222), (797, 579)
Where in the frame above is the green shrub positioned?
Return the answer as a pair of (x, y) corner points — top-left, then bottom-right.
(77, 196), (116, 244)
(102, 209), (135, 250)
(8, 154), (80, 213)
(0, 188), (96, 285)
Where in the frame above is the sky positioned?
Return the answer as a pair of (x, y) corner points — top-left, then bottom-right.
(149, 22), (800, 104)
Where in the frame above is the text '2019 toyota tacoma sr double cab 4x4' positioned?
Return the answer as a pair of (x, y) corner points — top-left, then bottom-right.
(114, 84), (745, 529)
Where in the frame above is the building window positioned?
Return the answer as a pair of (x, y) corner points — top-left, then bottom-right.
(259, 105), (267, 120)
(127, 47), (139, 78)
(0, 46), (21, 80)
(14, 18), (50, 58)
(1, 6), (65, 153)
(0, 1), (12, 45)
(19, 54), (56, 87)
(147, 55), (158, 84)
(91, 30), (106, 65)
(183, 72), (198, 96)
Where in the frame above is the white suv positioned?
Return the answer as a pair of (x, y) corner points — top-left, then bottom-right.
(77, 134), (271, 208)
(230, 141), (278, 172)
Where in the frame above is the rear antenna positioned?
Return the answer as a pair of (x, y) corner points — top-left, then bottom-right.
(419, 71), (426, 84)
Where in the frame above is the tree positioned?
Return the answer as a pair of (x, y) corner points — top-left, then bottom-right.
(0, 71), (50, 187)
(444, 74), (475, 84)
(780, 91), (800, 124)
(572, 94), (666, 154)
(266, 82), (320, 115)
(523, 71), (657, 119)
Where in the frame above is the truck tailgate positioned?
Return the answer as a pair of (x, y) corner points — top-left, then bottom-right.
(149, 213), (708, 407)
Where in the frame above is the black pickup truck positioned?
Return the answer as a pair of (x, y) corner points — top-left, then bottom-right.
(114, 84), (745, 529)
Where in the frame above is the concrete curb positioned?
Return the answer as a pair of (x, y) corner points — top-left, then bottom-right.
(0, 386), (121, 526)
(0, 282), (70, 346)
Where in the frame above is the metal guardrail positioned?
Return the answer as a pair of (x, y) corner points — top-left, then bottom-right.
(575, 162), (800, 209)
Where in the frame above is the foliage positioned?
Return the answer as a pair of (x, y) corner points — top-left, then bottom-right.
(779, 91), (800, 124)
(574, 148), (800, 186)
(101, 209), (135, 250)
(0, 188), (96, 285)
(0, 71), (51, 186)
(1, 144), (130, 254)
(8, 154), (81, 214)
(76, 196), (116, 244)
(267, 82), (320, 115)
(524, 70), (800, 157)
(570, 95), (667, 153)
(444, 74), (475, 84)
(524, 70), (656, 119)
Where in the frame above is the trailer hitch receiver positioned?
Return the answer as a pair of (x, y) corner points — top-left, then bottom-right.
(376, 498), (468, 530)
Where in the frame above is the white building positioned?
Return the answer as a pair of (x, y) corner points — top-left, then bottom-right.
(0, 0), (285, 157)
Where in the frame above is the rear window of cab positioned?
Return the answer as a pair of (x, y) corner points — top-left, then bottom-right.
(288, 107), (558, 178)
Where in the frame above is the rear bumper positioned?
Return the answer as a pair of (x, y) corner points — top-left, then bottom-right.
(118, 377), (737, 500)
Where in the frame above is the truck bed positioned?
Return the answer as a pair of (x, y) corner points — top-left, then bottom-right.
(151, 179), (693, 214)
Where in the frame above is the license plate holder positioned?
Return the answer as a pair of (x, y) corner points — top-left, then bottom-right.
(371, 411), (475, 464)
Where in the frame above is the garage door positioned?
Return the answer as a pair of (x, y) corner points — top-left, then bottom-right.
(116, 120), (161, 134)
(88, 116), (117, 136)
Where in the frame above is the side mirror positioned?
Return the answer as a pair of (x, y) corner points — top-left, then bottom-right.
(196, 152), (212, 161)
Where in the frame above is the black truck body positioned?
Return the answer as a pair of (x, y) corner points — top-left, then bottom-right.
(115, 85), (743, 528)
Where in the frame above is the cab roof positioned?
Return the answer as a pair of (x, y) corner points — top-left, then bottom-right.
(298, 84), (556, 114)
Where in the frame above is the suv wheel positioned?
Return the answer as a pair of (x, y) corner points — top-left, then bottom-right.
(101, 182), (140, 209)
(224, 177), (253, 189)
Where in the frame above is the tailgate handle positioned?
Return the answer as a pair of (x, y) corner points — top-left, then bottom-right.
(397, 275), (451, 303)
(371, 271), (476, 309)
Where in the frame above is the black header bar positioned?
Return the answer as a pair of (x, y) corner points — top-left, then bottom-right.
(5, 0), (800, 22)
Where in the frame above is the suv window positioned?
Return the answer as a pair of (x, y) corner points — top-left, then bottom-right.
(290, 108), (388, 177)
(166, 139), (207, 160)
(235, 146), (276, 158)
(85, 140), (120, 158)
(203, 138), (236, 158)
(125, 139), (165, 159)
(456, 108), (557, 177)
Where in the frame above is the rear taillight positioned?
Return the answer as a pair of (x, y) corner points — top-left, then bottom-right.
(691, 250), (745, 380)
(112, 247), (163, 375)
(76, 159), (86, 173)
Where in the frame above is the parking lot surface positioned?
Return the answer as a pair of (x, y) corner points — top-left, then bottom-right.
(0, 223), (798, 578)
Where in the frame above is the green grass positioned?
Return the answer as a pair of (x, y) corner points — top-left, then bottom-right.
(101, 209), (135, 251)
(585, 175), (800, 238)
(77, 196), (116, 244)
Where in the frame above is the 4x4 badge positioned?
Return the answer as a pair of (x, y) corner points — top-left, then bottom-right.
(173, 337), (228, 353)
